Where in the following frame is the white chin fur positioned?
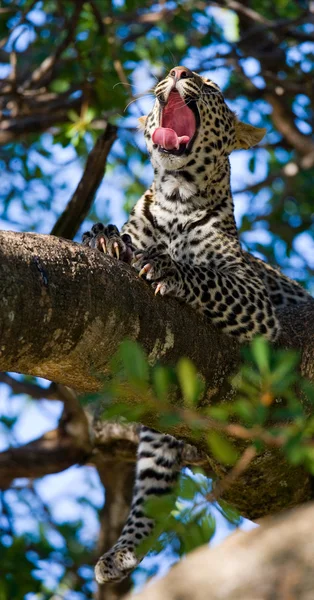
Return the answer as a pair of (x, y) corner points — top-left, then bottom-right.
(161, 173), (197, 201)
(152, 149), (188, 170)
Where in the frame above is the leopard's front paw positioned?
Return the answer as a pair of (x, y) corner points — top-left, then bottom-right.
(82, 223), (134, 264)
(134, 246), (182, 296)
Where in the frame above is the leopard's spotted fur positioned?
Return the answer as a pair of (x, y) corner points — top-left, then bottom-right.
(84, 67), (313, 583)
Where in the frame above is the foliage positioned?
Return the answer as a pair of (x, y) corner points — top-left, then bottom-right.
(90, 337), (314, 558)
(0, 479), (98, 599)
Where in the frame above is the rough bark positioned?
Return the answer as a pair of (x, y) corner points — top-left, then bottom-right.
(125, 501), (314, 600)
(0, 230), (314, 519)
(0, 230), (240, 396)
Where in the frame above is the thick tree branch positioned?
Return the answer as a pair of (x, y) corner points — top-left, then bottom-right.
(266, 93), (314, 169)
(0, 230), (313, 518)
(50, 124), (117, 239)
(0, 427), (90, 489)
(0, 231), (241, 395)
(126, 501), (314, 600)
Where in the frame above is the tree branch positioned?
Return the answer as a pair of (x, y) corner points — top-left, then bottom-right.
(0, 427), (90, 489)
(0, 373), (60, 400)
(266, 93), (314, 169)
(50, 124), (117, 239)
(0, 231), (241, 395)
(0, 100), (82, 145)
(94, 460), (134, 600)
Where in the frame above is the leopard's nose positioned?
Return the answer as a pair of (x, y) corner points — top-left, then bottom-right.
(170, 66), (193, 81)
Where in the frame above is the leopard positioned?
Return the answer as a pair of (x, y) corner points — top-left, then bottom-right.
(82, 66), (313, 584)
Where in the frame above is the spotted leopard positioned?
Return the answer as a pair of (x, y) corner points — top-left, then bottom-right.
(83, 66), (313, 583)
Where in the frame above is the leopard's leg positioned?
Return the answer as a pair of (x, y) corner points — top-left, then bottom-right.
(95, 426), (183, 584)
(134, 251), (280, 342)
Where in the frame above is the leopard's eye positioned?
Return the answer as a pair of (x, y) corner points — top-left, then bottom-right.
(202, 83), (222, 98)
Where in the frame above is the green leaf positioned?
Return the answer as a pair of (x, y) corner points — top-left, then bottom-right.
(218, 500), (241, 524)
(233, 399), (255, 423)
(270, 351), (300, 385)
(284, 433), (305, 465)
(301, 380), (314, 404)
(158, 412), (182, 429)
(208, 406), (230, 422)
(153, 365), (171, 400)
(198, 513), (216, 542)
(50, 79), (70, 93)
(250, 337), (270, 375)
(179, 475), (200, 500)
(177, 357), (199, 407)
(144, 494), (176, 520)
(207, 431), (239, 465)
(118, 340), (149, 387)
(68, 109), (79, 122)
(173, 34), (186, 51)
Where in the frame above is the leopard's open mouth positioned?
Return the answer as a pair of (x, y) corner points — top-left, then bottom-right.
(152, 90), (199, 156)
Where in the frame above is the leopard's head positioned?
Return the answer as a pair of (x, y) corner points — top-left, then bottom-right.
(139, 66), (266, 172)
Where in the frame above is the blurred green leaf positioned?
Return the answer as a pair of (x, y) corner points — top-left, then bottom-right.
(251, 337), (270, 376)
(207, 431), (239, 465)
(153, 365), (171, 400)
(177, 358), (200, 407)
(119, 339), (149, 387)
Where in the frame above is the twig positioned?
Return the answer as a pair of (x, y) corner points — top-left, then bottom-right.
(0, 372), (60, 400)
(208, 445), (257, 502)
(113, 59), (133, 98)
(90, 0), (106, 35)
(20, 0), (84, 91)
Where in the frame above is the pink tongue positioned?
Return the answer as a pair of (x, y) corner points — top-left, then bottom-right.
(152, 127), (190, 150)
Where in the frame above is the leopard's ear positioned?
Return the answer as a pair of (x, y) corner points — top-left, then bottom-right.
(234, 121), (266, 149)
(138, 115), (147, 130)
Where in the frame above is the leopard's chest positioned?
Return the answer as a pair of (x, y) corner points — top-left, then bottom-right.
(152, 204), (213, 265)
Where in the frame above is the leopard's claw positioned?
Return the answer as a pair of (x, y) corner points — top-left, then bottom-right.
(100, 238), (107, 254)
(154, 282), (163, 295)
(139, 263), (151, 278)
(113, 241), (120, 259)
